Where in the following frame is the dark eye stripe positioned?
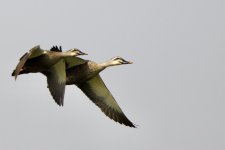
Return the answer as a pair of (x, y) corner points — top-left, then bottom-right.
(73, 49), (80, 52)
(68, 49), (79, 52)
(113, 57), (121, 60)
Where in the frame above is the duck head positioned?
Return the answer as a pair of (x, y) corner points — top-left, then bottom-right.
(66, 48), (88, 56)
(104, 56), (133, 67)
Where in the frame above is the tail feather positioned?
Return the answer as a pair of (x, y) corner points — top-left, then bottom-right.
(11, 69), (30, 77)
(11, 70), (16, 76)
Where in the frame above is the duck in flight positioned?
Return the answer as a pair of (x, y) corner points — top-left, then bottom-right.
(64, 56), (135, 127)
(12, 45), (87, 106)
(12, 45), (135, 127)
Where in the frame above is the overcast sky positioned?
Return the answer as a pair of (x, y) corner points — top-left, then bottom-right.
(1, 0), (225, 150)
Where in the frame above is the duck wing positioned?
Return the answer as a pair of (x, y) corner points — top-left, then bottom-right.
(45, 59), (66, 106)
(64, 56), (87, 69)
(77, 75), (135, 127)
(13, 45), (45, 80)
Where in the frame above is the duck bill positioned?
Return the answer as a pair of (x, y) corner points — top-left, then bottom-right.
(124, 60), (133, 64)
(80, 52), (88, 55)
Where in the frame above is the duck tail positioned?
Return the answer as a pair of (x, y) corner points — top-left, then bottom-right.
(11, 69), (29, 76)
(11, 69), (16, 76)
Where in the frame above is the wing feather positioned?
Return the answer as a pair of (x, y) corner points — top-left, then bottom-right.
(13, 45), (45, 80)
(46, 59), (66, 106)
(64, 57), (87, 69)
(78, 75), (135, 127)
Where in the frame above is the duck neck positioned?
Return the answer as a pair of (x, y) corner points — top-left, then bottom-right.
(60, 52), (73, 57)
(99, 60), (116, 69)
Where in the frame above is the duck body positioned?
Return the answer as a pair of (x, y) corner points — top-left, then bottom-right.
(66, 60), (104, 85)
(19, 51), (63, 74)
(12, 45), (87, 78)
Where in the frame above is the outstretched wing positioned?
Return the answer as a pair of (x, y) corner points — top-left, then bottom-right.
(64, 56), (87, 69)
(13, 45), (45, 80)
(78, 75), (135, 127)
(45, 59), (66, 106)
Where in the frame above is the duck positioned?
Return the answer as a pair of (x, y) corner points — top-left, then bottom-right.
(12, 45), (86, 79)
(65, 56), (135, 127)
(12, 45), (87, 106)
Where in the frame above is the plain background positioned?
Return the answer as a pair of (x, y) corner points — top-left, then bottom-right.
(1, 0), (225, 149)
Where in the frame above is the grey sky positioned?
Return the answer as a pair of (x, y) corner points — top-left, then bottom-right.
(1, 0), (225, 149)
